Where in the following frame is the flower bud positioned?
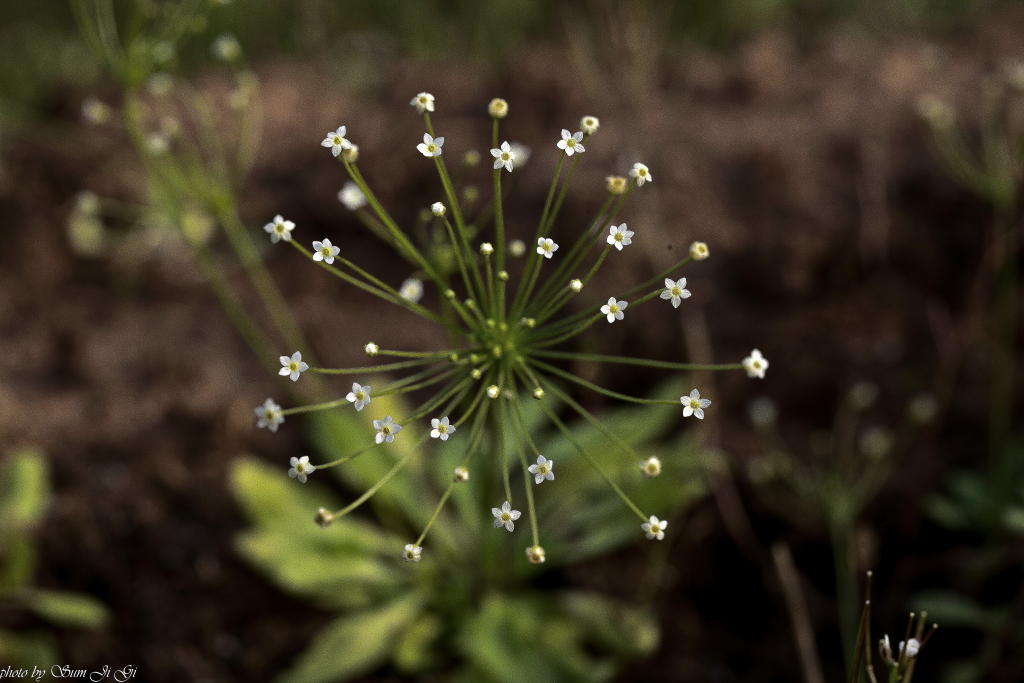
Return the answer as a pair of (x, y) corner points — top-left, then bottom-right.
(480, 242), (494, 256)
(364, 342), (379, 356)
(314, 507), (334, 528)
(606, 176), (627, 195)
(464, 150), (481, 166)
(689, 241), (709, 260)
(431, 202), (446, 216)
(453, 466), (470, 483)
(509, 239), (526, 257)
(580, 115), (599, 135)
(640, 456), (662, 478)
(488, 98), (509, 118)
(526, 545), (546, 564)
(569, 279), (582, 292)
(486, 385), (500, 399)
(533, 388), (545, 400)
(342, 144), (359, 163)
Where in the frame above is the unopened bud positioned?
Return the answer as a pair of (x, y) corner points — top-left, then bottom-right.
(342, 144), (360, 163)
(486, 385), (500, 399)
(533, 388), (545, 400)
(640, 456), (662, 478)
(606, 176), (627, 195)
(509, 239), (526, 257)
(689, 241), (709, 260)
(569, 279), (582, 292)
(314, 507), (334, 528)
(364, 342), (379, 356)
(488, 98), (509, 118)
(431, 202), (446, 216)
(453, 466), (470, 483)
(526, 545), (546, 564)
(480, 242), (493, 256)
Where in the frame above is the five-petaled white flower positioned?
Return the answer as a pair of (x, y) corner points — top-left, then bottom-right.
(255, 398), (284, 432)
(660, 278), (691, 308)
(321, 126), (352, 157)
(399, 278), (424, 303)
(640, 456), (662, 478)
(629, 162), (652, 186)
(600, 297), (627, 323)
(681, 388), (712, 419)
(346, 383), (371, 411)
(402, 543), (423, 562)
(492, 501), (521, 532)
(607, 224), (633, 251)
(278, 351), (309, 381)
(556, 129), (586, 156)
(743, 349), (769, 379)
(490, 141), (516, 172)
(410, 92), (435, 113)
(263, 215), (294, 243)
(288, 456), (315, 483)
(642, 515), (667, 540)
(527, 455), (554, 484)
(537, 237), (559, 259)
(312, 238), (340, 264)
(338, 182), (366, 211)
(417, 133), (444, 157)
(373, 415), (402, 443)
(430, 416), (456, 441)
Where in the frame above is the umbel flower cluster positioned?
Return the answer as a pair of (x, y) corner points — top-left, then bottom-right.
(253, 94), (768, 564)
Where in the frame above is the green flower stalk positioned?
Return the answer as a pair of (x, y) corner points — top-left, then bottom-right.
(257, 94), (769, 563)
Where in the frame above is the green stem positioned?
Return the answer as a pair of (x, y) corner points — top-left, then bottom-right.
(528, 359), (681, 405)
(530, 349), (743, 373)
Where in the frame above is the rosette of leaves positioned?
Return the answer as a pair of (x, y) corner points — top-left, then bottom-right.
(231, 379), (705, 683)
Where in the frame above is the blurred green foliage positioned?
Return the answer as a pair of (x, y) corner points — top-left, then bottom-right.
(0, 448), (111, 668)
(231, 379), (705, 683)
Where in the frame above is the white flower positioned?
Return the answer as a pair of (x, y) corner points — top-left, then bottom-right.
(537, 237), (559, 259)
(486, 385), (500, 399)
(899, 638), (920, 658)
(491, 501), (521, 532)
(600, 297), (627, 323)
(338, 182), (366, 211)
(526, 545), (546, 563)
(431, 202), (446, 216)
(321, 126), (353, 157)
(629, 162), (652, 186)
(410, 92), (435, 113)
(278, 351), (309, 381)
(402, 543), (423, 562)
(263, 215), (295, 243)
(607, 224), (634, 251)
(681, 388), (712, 419)
(480, 243), (494, 256)
(346, 383), (372, 411)
(556, 129), (586, 156)
(509, 239), (526, 257)
(640, 456), (662, 478)
(580, 116), (600, 135)
(288, 455), (315, 483)
(453, 466), (470, 483)
(417, 133), (444, 157)
(509, 143), (531, 169)
(430, 416), (456, 441)
(399, 278), (424, 303)
(527, 455), (554, 484)
(312, 238), (340, 264)
(689, 241), (709, 260)
(641, 515), (667, 540)
(373, 415), (402, 443)
(364, 342), (379, 356)
(490, 141), (516, 172)
(569, 279), (582, 293)
(255, 398), (284, 432)
(742, 349), (769, 379)
(660, 278), (691, 308)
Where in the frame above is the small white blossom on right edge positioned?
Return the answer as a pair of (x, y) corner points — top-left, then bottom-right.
(410, 92), (434, 113)
(681, 388), (712, 419)
(742, 349), (769, 379)
(607, 224), (633, 250)
(279, 351), (309, 381)
(640, 456), (662, 478)
(556, 129), (585, 156)
(338, 182), (366, 211)
(600, 297), (627, 323)
(402, 543), (423, 562)
(255, 398), (284, 432)
(660, 278), (691, 308)
(288, 456), (316, 483)
(346, 383), (371, 411)
(490, 141), (516, 172)
(430, 416), (456, 441)
(629, 162), (652, 186)
(527, 455), (554, 484)
(537, 237), (559, 259)
(492, 501), (521, 532)
(399, 278), (424, 303)
(373, 415), (402, 443)
(642, 515), (667, 540)
(417, 133), (444, 157)
(321, 126), (353, 157)
(263, 215), (294, 243)
(690, 241), (709, 260)
(312, 238), (340, 264)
